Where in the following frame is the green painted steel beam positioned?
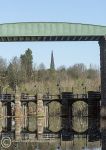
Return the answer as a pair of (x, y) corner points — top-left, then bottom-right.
(0, 22), (106, 41)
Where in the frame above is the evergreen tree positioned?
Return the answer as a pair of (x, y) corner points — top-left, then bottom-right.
(20, 48), (33, 81)
(7, 57), (21, 89)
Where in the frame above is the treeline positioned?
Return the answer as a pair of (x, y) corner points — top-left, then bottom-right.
(0, 49), (100, 94)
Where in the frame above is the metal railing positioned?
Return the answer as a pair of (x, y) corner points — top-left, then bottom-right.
(0, 94), (15, 101)
(43, 133), (60, 139)
(43, 94), (60, 100)
(72, 94), (88, 99)
(21, 93), (36, 101)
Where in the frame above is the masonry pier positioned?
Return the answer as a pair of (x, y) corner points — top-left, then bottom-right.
(15, 92), (22, 141)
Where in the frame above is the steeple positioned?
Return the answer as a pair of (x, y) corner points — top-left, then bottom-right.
(50, 51), (55, 70)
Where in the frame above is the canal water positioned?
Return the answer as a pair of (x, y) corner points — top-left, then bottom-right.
(4, 117), (101, 150)
(0, 101), (102, 150)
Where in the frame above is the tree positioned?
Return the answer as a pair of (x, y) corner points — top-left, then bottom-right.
(7, 57), (21, 89)
(0, 56), (7, 86)
(67, 63), (86, 79)
(20, 48), (33, 81)
(87, 64), (99, 79)
(56, 65), (67, 83)
(0, 56), (7, 72)
(38, 63), (46, 70)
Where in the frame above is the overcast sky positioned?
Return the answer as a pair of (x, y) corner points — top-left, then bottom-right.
(0, 0), (106, 68)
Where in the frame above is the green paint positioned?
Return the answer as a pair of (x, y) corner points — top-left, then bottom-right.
(0, 22), (106, 37)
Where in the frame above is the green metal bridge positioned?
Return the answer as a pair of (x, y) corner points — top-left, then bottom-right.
(0, 22), (106, 41)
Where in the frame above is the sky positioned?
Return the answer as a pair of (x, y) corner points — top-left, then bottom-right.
(0, 0), (106, 68)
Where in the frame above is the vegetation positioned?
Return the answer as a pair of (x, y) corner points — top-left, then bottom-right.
(0, 49), (100, 94)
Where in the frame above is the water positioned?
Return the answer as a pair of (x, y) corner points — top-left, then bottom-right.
(0, 116), (101, 150)
(0, 101), (103, 150)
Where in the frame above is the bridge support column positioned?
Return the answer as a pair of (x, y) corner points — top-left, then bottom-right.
(88, 91), (100, 142)
(2, 103), (7, 131)
(88, 91), (100, 118)
(15, 93), (22, 141)
(44, 105), (48, 128)
(99, 37), (106, 116)
(99, 37), (106, 150)
(22, 103), (28, 129)
(37, 93), (44, 140)
(7, 102), (12, 131)
(61, 92), (73, 140)
(0, 101), (2, 133)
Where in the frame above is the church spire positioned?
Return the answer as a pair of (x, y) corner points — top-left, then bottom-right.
(50, 51), (55, 70)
